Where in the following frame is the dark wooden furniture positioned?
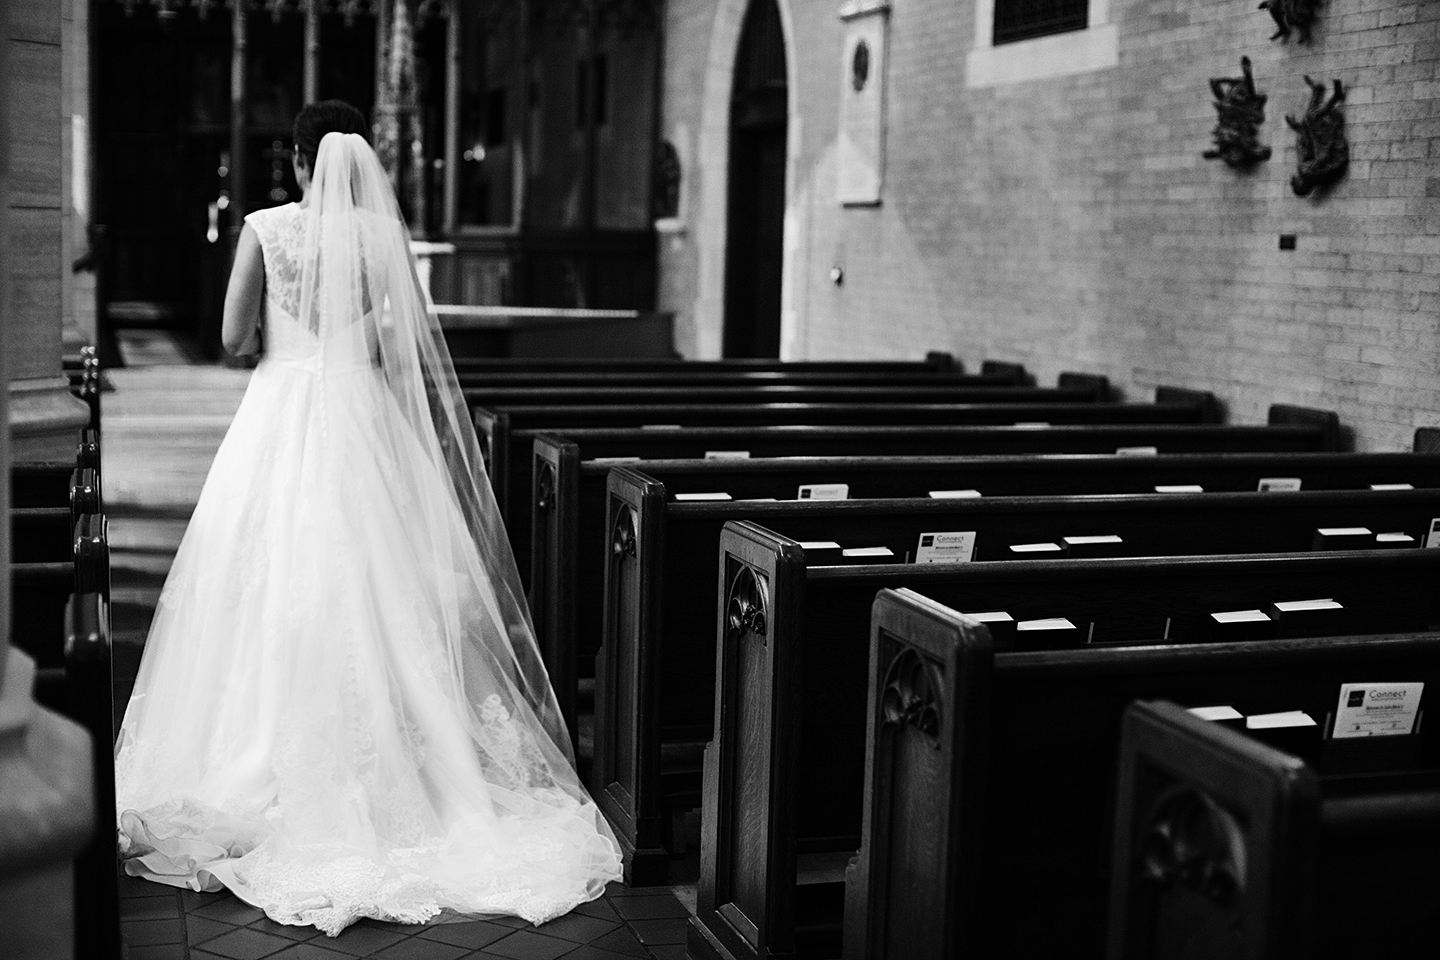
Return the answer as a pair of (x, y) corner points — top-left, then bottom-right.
(449, 352), (964, 374)
(691, 537), (1440, 960)
(1107, 700), (1440, 959)
(595, 483), (1440, 882)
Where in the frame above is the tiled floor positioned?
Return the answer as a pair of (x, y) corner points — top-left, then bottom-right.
(118, 872), (692, 960)
(109, 331), (699, 960)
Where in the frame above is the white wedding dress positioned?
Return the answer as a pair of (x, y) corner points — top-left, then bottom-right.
(114, 133), (622, 937)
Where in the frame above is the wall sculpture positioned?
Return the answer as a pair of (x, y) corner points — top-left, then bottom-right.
(1203, 56), (1271, 168)
(1259, 0), (1321, 43)
(1286, 76), (1348, 196)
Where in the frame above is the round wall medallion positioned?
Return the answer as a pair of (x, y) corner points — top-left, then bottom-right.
(851, 39), (870, 93)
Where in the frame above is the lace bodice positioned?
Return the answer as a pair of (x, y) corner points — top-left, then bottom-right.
(246, 203), (308, 327)
(245, 203), (378, 367)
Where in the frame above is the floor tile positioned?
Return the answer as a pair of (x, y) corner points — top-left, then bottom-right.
(371, 937), (471, 960)
(644, 947), (689, 960)
(322, 925), (409, 957)
(585, 928), (648, 958)
(121, 895), (182, 922)
(126, 945), (187, 960)
(118, 873), (169, 899)
(601, 883), (654, 898)
(188, 915), (240, 945)
(122, 919), (185, 947)
(608, 897), (688, 921)
(570, 899), (619, 922)
(249, 915), (327, 942)
(416, 921), (514, 950)
(557, 947), (648, 960)
(627, 919), (687, 946)
(267, 944), (356, 960)
(199, 926), (298, 960)
(535, 912), (620, 944)
(482, 930), (577, 960)
(190, 896), (269, 926)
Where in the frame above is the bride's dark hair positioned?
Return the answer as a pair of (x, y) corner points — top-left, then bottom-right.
(293, 100), (369, 170)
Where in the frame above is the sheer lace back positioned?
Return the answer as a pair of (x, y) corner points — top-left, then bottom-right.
(247, 203), (378, 369)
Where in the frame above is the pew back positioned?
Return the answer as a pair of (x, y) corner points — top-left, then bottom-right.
(695, 530), (1440, 960)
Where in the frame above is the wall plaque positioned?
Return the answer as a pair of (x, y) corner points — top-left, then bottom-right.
(837, 0), (891, 205)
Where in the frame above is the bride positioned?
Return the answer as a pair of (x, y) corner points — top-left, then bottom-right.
(114, 101), (623, 936)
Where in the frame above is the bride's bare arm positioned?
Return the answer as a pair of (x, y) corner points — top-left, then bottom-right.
(222, 224), (265, 356)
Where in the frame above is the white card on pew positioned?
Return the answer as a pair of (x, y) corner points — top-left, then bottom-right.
(1377, 532), (1416, 544)
(674, 492), (732, 502)
(591, 457), (641, 464)
(1115, 446), (1158, 456)
(1272, 598), (1342, 613)
(1246, 710), (1316, 730)
(1010, 542), (1061, 554)
(1426, 518), (1440, 548)
(1017, 618), (1076, 632)
(738, 497), (778, 502)
(798, 541), (841, 551)
(1211, 609), (1270, 624)
(1189, 705), (1244, 722)
(1258, 477), (1303, 492)
(705, 450), (751, 460)
(928, 489), (982, 499)
(641, 424), (682, 430)
(1063, 535), (1123, 546)
(1155, 484), (1204, 493)
(1332, 682), (1424, 738)
(963, 611), (1014, 624)
(1317, 526), (1371, 537)
(842, 546), (893, 558)
(797, 483), (849, 500)
(914, 531), (977, 564)
(1370, 483), (1414, 491)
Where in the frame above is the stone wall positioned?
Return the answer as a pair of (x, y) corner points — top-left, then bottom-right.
(659, 0), (1440, 450)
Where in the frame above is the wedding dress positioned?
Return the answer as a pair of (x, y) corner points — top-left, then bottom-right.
(114, 132), (622, 936)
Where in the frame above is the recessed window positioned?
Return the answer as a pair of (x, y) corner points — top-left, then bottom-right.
(993, 0), (1087, 45)
(966, 0), (1117, 88)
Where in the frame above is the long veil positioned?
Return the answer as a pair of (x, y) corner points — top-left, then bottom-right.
(302, 135), (574, 766)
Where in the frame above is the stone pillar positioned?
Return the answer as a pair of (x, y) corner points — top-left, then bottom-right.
(6, 0), (91, 462)
(0, 9), (99, 960)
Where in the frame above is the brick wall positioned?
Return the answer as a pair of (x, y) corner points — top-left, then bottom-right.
(661, 0), (1440, 451)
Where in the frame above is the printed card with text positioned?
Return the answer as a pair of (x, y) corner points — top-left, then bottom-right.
(1427, 518), (1440, 549)
(914, 531), (977, 564)
(797, 483), (849, 500)
(1257, 477), (1303, 492)
(1332, 682), (1424, 738)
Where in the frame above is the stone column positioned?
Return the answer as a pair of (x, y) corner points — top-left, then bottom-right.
(6, 0), (91, 462)
(0, 8), (99, 960)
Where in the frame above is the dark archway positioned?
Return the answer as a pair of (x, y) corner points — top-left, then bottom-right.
(722, 0), (787, 359)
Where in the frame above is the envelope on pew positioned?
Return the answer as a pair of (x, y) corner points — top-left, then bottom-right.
(1244, 709), (1320, 760)
(1265, 598), (1351, 638)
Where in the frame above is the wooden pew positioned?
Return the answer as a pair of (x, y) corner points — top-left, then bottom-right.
(533, 445), (1440, 735)
(1107, 699), (1440, 960)
(508, 406), (1325, 574)
(8, 511), (117, 960)
(450, 352), (965, 374)
(455, 369), (1027, 389)
(480, 387), (1215, 516)
(690, 537), (1440, 960)
(840, 595), (1440, 960)
(595, 485), (1440, 882)
(527, 418), (1341, 748)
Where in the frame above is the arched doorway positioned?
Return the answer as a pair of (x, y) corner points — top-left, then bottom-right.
(722, 0), (788, 359)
